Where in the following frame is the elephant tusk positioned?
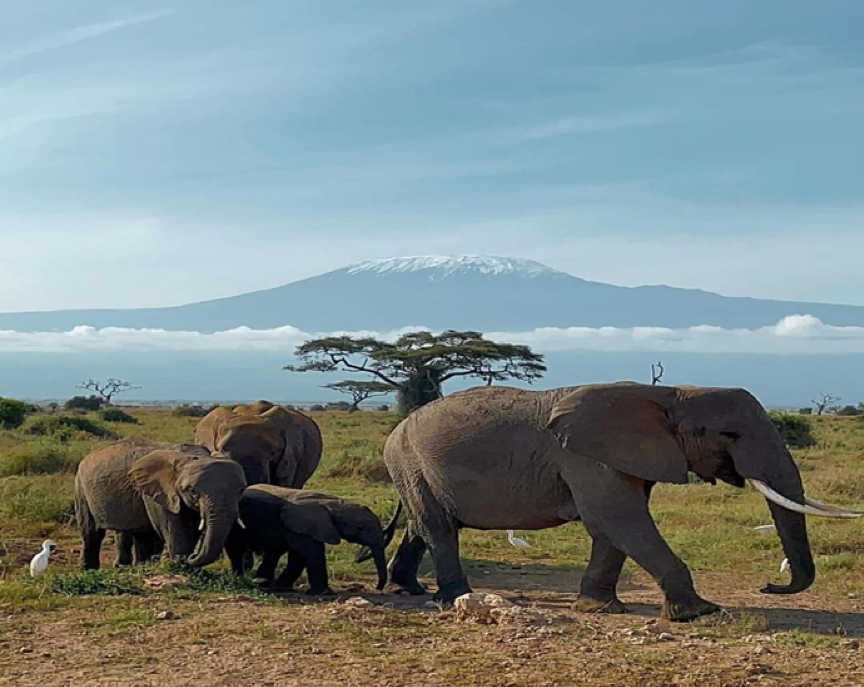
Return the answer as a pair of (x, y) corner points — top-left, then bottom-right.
(804, 496), (864, 515)
(780, 558), (791, 574)
(237, 517), (246, 530)
(198, 518), (205, 531)
(749, 480), (864, 519)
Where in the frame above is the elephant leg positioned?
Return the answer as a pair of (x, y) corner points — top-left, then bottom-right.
(76, 497), (104, 570)
(114, 532), (134, 567)
(572, 534), (628, 614)
(564, 466), (718, 622)
(274, 550), (306, 591)
(224, 528), (247, 576)
(296, 541), (333, 596)
(134, 531), (163, 564)
(254, 549), (284, 586)
(407, 500), (470, 604)
(388, 522), (428, 595)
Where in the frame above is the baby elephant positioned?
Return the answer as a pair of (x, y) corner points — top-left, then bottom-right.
(226, 485), (390, 594)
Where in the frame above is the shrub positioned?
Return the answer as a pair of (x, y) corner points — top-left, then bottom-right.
(100, 408), (139, 424)
(173, 404), (210, 418)
(769, 411), (816, 449)
(798, 407), (812, 415)
(65, 395), (103, 411)
(376, 404), (390, 412)
(309, 404), (326, 412)
(50, 569), (142, 597)
(0, 397), (31, 429)
(0, 440), (71, 477)
(326, 401), (352, 412)
(836, 405), (862, 417)
(26, 415), (115, 439)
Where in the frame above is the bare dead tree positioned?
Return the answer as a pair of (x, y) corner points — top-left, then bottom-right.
(651, 361), (665, 386)
(77, 378), (141, 405)
(812, 392), (841, 416)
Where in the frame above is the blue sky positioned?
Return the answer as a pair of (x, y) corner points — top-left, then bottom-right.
(2, 0), (864, 311)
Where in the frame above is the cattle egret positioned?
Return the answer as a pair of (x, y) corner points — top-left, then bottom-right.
(780, 558), (790, 574)
(507, 530), (530, 548)
(29, 540), (56, 577)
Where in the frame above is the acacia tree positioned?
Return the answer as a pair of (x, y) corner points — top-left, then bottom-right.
(77, 378), (141, 405)
(651, 361), (664, 386)
(812, 392), (840, 416)
(322, 380), (393, 413)
(286, 330), (546, 416)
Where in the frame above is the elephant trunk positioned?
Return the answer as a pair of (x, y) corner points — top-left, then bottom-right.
(187, 497), (237, 568)
(758, 464), (815, 595)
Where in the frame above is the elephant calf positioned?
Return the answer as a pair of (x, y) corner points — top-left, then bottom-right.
(225, 485), (391, 594)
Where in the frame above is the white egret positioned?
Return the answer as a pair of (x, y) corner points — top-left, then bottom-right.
(29, 540), (56, 577)
(507, 530), (531, 548)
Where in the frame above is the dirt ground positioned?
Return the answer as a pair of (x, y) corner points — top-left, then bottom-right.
(3, 564), (863, 687)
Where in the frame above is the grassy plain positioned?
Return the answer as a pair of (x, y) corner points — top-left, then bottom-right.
(1, 409), (863, 686)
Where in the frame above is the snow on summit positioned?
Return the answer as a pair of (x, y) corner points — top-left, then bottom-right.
(343, 255), (568, 279)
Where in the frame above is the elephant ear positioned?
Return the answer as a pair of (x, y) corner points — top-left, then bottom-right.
(547, 384), (689, 484)
(267, 408), (304, 487)
(129, 450), (186, 514)
(279, 500), (342, 545)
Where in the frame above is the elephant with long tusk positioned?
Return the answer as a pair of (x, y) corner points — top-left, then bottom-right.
(382, 382), (861, 621)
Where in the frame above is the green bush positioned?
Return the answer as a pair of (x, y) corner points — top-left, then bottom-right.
(50, 569), (142, 596)
(172, 404), (210, 418)
(0, 440), (71, 477)
(64, 395), (103, 411)
(0, 398), (31, 429)
(836, 405), (862, 417)
(769, 411), (816, 449)
(100, 408), (139, 424)
(26, 415), (115, 440)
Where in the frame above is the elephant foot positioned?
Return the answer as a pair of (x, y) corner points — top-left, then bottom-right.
(661, 597), (721, 622)
(307, 586), (336, 597)
(572, 595), (629, 615)
(388, 580), (428, 596)
(432, 579), (473, 605)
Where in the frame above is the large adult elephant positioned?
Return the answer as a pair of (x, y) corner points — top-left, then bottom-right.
(195, 401), (322, 487)
(383, 383), (862, 621)
(75, 440), (247, 569)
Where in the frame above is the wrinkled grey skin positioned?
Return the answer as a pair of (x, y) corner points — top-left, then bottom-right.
(384, 382), (815, 622)
(75, 440), (247, 569)
(225, 484), (390, 593)
(194, 401), (322, 487)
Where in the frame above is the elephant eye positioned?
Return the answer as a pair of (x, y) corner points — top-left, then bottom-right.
(720, 430), (741, 442)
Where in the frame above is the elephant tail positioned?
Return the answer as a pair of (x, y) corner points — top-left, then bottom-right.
(356, 500), (403, 563)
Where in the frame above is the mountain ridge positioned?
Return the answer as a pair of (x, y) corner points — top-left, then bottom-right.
(2, 254), (863, 333)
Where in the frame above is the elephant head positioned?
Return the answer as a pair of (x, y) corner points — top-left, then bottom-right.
(548, 383), (861, 596)
(196, 404), (321, 488)
(130, 450), (247, 567)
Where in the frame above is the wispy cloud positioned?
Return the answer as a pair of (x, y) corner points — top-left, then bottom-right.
(498, 112), (674, 146)
(3, 316), (864, 354)
(0, 10), (174, 65)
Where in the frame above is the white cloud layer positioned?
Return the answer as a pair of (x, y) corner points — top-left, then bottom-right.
(2, 315), (864, 355)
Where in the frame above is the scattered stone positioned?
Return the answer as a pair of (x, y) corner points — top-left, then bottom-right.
(453, 593), (551, 626)
(840, 640), (860, 650)
(753, 646), (773, 656)
(343, 597), (374, 608)
(308, 648), (323, 655)
(156, 611), (175, 621)
(743, 634), (777, 644)
(18, 647), (33, 654)
(143, 574), (188, 591)
(344, 583), (366, 592)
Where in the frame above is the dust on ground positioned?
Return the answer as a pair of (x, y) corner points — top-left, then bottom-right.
(2, 564), (863, 687)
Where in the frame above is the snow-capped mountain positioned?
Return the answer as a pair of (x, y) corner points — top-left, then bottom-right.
(2, 254), (864, 333)
(344, 255), (570, 279)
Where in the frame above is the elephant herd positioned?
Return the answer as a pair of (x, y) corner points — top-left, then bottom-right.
(75, 384), (863, 622)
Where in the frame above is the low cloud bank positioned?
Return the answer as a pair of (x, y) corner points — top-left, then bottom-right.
(1, 315), (863, 355)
